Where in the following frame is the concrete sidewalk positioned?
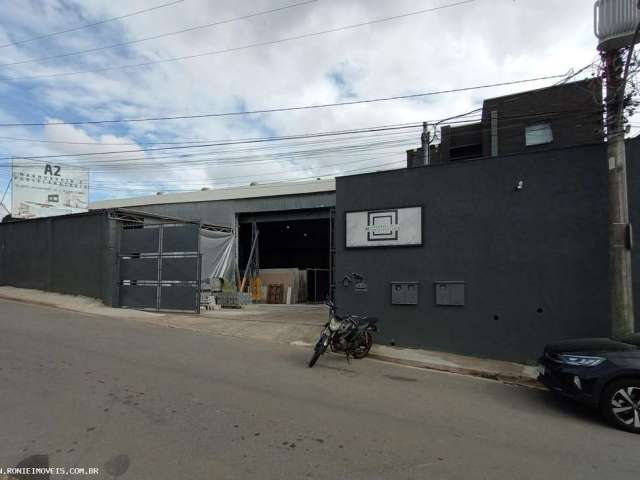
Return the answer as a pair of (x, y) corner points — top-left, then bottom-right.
(0, 286), (538, 387)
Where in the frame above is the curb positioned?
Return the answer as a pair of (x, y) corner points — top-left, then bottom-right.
(0, 292), (165, 320)
(367, 353), (542, 389)
(0, 291), (541, 389)
(0, 293), (87, 314)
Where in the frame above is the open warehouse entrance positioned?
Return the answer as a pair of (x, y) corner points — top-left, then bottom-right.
(238, 208), (333, 304)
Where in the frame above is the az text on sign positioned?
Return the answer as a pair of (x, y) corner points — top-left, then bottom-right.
(345, 206), (422, 248)
(12, 159), (89, 219)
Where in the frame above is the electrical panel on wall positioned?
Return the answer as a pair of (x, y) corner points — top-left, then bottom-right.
(391, 282), (419, 305)
(435, 282), (466, 306)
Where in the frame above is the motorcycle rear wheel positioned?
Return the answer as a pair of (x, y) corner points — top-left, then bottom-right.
(353, 331), (373, 359)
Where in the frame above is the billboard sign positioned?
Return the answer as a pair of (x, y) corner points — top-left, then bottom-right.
(11, 159), (89, 219)
(345, 206), (422, 248)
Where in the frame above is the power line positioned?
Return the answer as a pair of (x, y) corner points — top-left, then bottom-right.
(73, 110), (603, 179)
(555, 62), (596, 85)
(7, 106), (601, 194)
(3, 136), (416, 171)
(0, 126), (422, 162)
(0, 0), (185, 50)
(89, 156), (403, 189)
(2, 0), (475, 81)
(0, 73), (566, 130)
(0, 0), (318, 68)
(2, 107), (599, 182)
(0, 104), (600, 168)
(50, 109), (605, 184)
(88, 159), (408, 193)
(0, 133), (417, 170)
(0, 122), (422, 146)
(0, 105), (600, 174)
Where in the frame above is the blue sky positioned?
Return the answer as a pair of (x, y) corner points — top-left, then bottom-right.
(0, 0), (601, 212)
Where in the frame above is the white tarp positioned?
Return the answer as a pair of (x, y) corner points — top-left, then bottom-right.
(346, 206), (422, 248)
(12, 159), (89, 219)
(200, 229), (235, 284)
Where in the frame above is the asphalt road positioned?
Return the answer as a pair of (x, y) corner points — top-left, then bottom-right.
(0, 299), (637, 480)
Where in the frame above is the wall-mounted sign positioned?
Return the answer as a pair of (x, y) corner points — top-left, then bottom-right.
(345, 206), (422, 248)
(12, 159), (89, 219)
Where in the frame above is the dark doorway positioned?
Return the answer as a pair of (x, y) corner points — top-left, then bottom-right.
(238, 216), (330, 303)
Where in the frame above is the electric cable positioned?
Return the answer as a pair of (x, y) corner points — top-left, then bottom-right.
(0, 0), (185, 50)
(1, 0), (476, 81)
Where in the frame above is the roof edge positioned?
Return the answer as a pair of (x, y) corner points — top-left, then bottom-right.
(90, 179), (336, 209)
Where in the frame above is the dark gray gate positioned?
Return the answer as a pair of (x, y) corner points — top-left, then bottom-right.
(118, 222), (201, 312)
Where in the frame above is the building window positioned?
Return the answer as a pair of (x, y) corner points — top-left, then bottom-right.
(525, 123), (553, 146)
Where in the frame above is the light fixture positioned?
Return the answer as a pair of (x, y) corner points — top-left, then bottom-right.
(557, 355), (606, 367)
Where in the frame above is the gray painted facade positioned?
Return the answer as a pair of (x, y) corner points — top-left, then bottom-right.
(336, 140), (640, 363)
(0, 211), (119, 306)
(125, 192), (336, 226)
(407, 79), (603, 166)
(125, 192), (336, 271)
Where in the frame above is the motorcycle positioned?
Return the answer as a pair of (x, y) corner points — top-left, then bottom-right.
(308, 300), (378, 368)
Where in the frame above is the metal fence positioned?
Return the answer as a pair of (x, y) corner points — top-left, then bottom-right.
(118, 222), (201, 313)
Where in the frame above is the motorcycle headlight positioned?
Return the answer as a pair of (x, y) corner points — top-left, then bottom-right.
(329, 317), (341, 331)
(557, 355), (605, 367)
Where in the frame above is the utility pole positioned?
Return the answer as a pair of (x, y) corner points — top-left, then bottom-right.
(604, 47), (635, 338)
(421, 122), (430, 166)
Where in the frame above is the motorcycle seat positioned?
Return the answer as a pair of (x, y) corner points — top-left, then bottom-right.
(352, 316), (378, 326)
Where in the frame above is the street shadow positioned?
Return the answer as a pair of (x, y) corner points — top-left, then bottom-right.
(13, 454), (50, 479)
(485, 381), (609, 430)
(286, 346), (359, 373)
(535, 391), (608, 427)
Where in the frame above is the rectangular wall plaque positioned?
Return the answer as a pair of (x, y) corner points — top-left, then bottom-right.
(346, 206), (422, 248)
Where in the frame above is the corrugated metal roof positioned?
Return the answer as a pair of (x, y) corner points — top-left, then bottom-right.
(89, 179), (336, 209)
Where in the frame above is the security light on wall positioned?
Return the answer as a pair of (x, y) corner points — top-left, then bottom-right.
(515, 180), (524, 191)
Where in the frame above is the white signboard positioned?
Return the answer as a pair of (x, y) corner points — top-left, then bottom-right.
(12, 159), (89, 219)
(346, 206), (422, 248)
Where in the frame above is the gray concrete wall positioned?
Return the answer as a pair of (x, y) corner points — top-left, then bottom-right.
(628, 140), (640, 330)
(127, 192), (336, 275)
(335, 141), (635, 363)
(0, 212), (118, 305)
(127, 192), (336, 226)
(481, 79), (603, 158)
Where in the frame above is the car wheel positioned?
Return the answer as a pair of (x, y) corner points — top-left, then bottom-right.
(601, 379), (640, 434)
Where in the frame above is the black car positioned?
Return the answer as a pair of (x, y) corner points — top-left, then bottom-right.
(538, 333), (640, 434)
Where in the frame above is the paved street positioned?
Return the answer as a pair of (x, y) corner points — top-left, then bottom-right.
(0, 299), (637, 480)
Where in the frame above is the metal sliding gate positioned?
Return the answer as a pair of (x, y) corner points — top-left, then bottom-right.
(118, 222), (201, 313)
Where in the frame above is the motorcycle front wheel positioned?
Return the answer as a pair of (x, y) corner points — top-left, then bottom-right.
(308, 334), (329, 368)
(308, 349), (322, 368)
(352, 331), (373, 359)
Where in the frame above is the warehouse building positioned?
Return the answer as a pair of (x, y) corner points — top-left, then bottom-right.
(3, 79), (637, 362)
(83, 136), (640, 363)
(91, 179), (337, 303)
(337, 139), (640, 363)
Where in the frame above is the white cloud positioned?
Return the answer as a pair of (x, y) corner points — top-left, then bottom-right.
(0, 0), (606, 201)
